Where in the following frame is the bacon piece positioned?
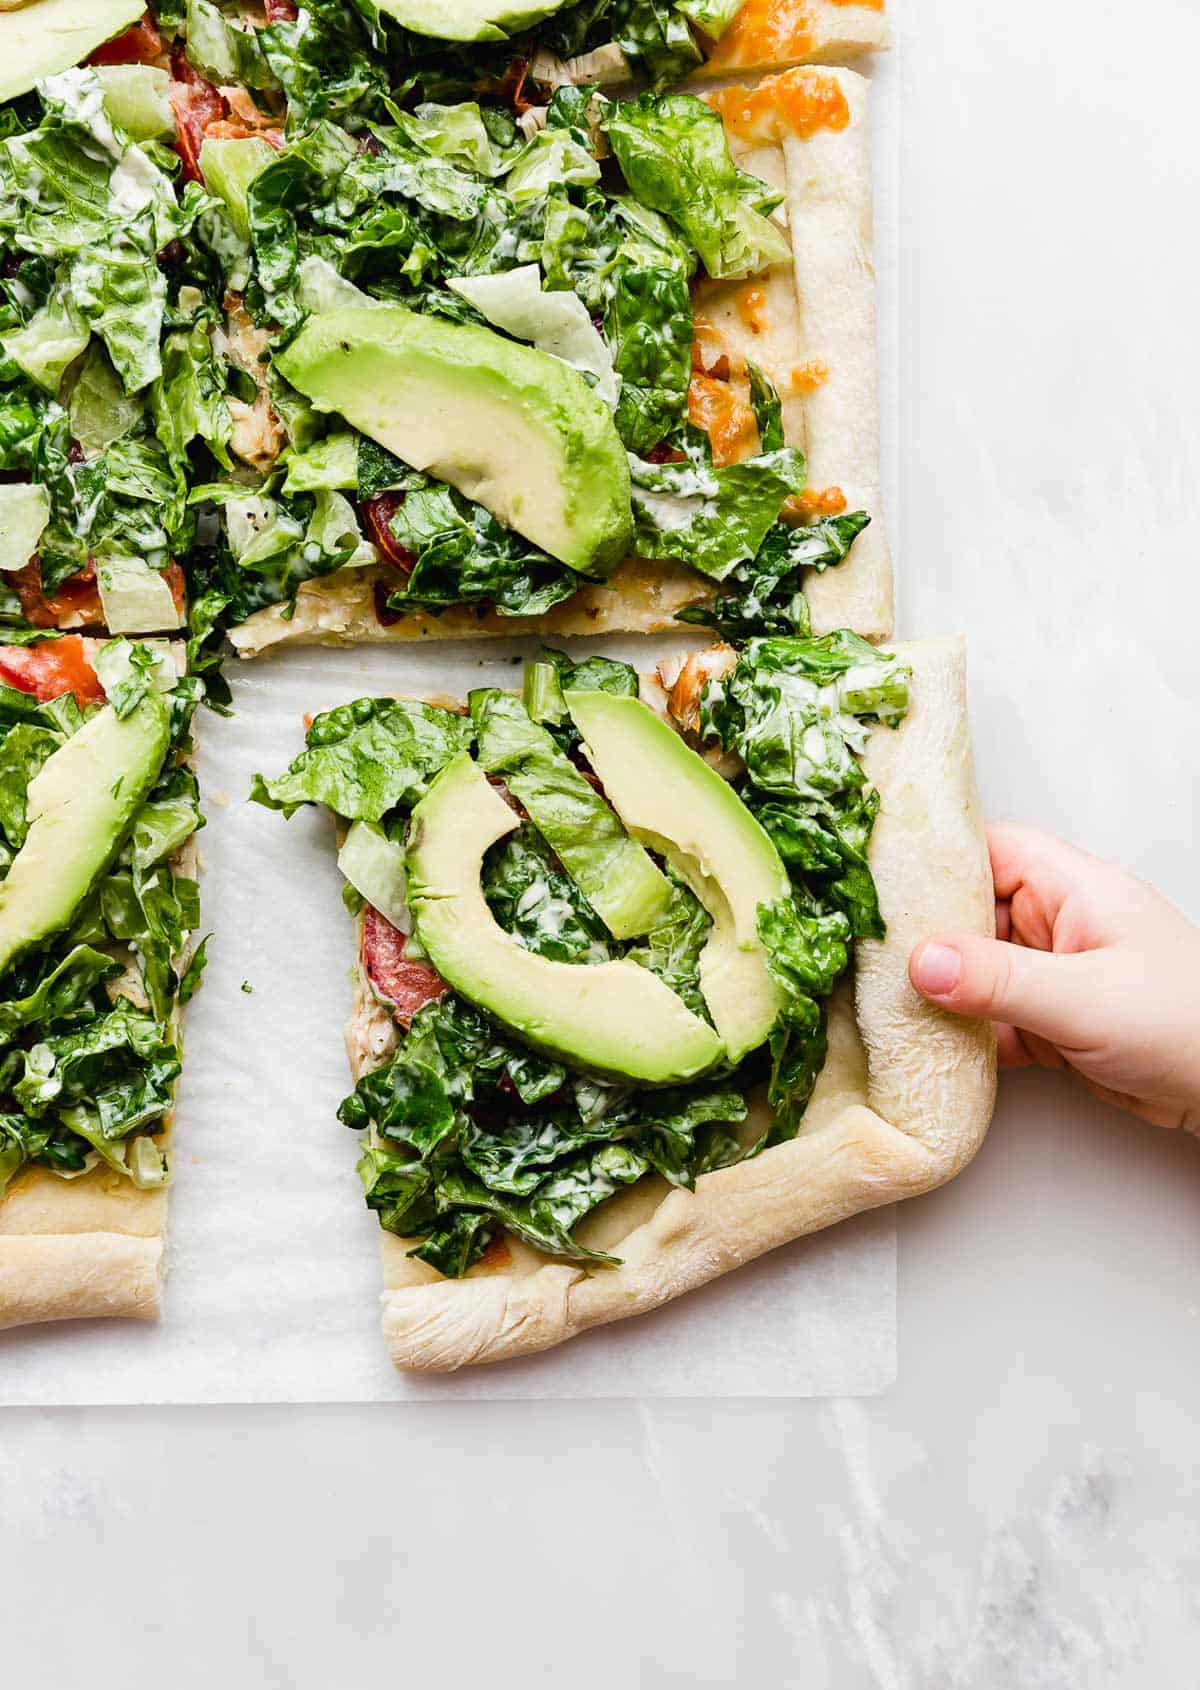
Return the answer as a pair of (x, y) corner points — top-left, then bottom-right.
(373, 579), (403, 627)
(88, 14), (164, 66)
(362, 905), (447, 1028)
(0, 635), (105, 708)
(205, 120), (285, 148)
(487, 776), (528, 819)
(265, 0), (299, 18)
(360, 494), (417, 575)
(644, 442), (688, 465)
(208, 84), (286, 147)
(10, 561), (104, 631)
(170, 62), (227, 184)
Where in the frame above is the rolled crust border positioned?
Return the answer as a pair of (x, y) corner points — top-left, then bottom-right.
(0, 1232), (164, 1330)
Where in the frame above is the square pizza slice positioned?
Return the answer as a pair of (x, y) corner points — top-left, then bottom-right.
(253, 631), (995, 1370)
(219, 71), (890, 656)
(0, 635), (206, 1330)
(2, 12), (891, 658)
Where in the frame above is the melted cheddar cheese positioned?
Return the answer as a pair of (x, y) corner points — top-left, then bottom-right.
(688, 374), (759, 467)
(707, 67), (851, 147)
(788, 486), (848, 521)
(791, 360), (831, 392)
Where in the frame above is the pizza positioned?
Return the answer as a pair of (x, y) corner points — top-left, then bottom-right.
(0, 637), (204, 1329)
(0, 2), (996, 1360)
(254, 633), (995, 1370)
(1, 5), (890, 665)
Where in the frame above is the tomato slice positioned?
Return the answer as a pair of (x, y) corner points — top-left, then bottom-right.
(360, 494), (417, 574)
(169, 62), (227, 184)
(164, 560), (186, 616)
(10, 561), (104, 631)
(362, 905), (447, 1028)
(0, 635), (105, 708)
(87, 14), (164, 66)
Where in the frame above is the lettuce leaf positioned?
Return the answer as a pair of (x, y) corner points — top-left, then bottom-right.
(260, 0), (385, 134)
(677, 512), (870, 640)
(613, 0), (704, 90)
(384, 480), (581, 619)
(631, 438), (808, 580)
(604, 94), (789, 279)
(250, 696), (473, 821)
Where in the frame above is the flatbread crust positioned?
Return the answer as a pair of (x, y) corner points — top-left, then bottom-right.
(340, 635), (994, 1370)
(230, 69), (890, 657)
(0, 1164), (168, 1329)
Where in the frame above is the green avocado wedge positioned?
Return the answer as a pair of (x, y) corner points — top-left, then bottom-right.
(275, 306), (634, 579)
(406, 754), (725, 1085)
(0, 692), (170, 980)
(0, 0), (145, 104)
(565, 690), (791, 1063)
(374, 0), (573, 41)
(471, 689), (673, 941)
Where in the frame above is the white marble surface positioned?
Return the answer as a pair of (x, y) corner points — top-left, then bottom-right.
(4, 0), (1200, 1681)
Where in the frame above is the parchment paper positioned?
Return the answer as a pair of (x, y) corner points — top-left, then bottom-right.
(0, 52), (902, 1403)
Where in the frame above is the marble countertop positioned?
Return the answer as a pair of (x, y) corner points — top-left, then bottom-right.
(4, 1), (1200, 1683)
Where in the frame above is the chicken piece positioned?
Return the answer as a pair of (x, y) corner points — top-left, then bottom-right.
(658, 645), (737, 735)
(228, 389), (285, 473)
(217, 291), (285, 472)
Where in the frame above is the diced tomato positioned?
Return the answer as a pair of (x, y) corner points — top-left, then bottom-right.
(10, 561), (104, 631)
(88, 14), (164, 66)
(164, 561), (186, 616)
(360, 494), (417, 575)
(265, 0), (299, 18)
(170, 68), (227, 184)
(362, 906), (447, 1028)
(0, 635), (105, 708)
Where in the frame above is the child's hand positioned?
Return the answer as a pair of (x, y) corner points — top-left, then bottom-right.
(908, 823), (1200, 1132)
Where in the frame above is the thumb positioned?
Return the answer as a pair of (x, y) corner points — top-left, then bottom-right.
(909, 934), (1096, 1049)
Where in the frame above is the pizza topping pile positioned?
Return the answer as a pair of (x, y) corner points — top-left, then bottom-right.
(0, 639), (204, 1200)
(0, 2), (873, 662)
(254, 638), (908, 1276)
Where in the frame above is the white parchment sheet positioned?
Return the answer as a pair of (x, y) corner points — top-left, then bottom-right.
(0, 54), (902, 1402)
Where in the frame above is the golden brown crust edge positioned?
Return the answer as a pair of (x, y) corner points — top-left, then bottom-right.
(0, 1232), (165, 1329)
(375, 636), (995, 1371)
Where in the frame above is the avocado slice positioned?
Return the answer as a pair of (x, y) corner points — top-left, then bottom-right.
(375, 0), (573, 41)
(471, 689), (673, 941)
(406, 754), (724, 1084)
(276, 306), (633, 579)
(566, 691), (791, 1063)
(0, 691), (171, 979)
(0, 0), (146, 103)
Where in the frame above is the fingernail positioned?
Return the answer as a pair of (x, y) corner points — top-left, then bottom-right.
(914, 942), (962, 997)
